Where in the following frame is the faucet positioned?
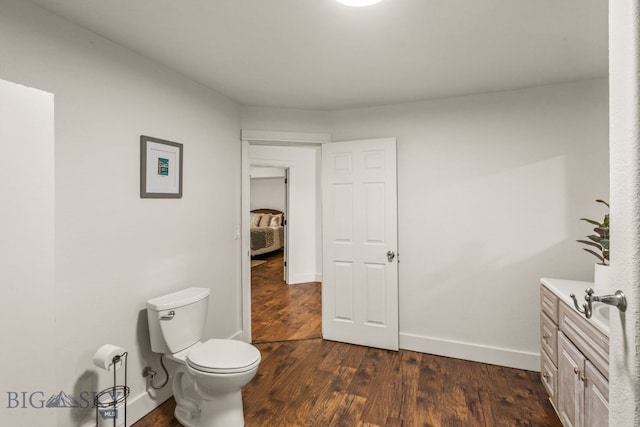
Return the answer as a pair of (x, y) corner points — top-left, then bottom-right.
(570, 287), (627, 319)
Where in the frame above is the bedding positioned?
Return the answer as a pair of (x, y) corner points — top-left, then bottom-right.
(250, 209), (285, 256)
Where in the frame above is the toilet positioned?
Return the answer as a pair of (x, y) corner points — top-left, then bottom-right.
(146, 287), (261, 427)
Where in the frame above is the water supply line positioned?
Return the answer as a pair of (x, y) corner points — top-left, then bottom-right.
(143, 354), (169, 390)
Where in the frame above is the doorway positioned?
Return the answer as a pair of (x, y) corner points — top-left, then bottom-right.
(249, 165), (321, 342)
(241, 130), (330, 343)
(250, 166), (288, 282)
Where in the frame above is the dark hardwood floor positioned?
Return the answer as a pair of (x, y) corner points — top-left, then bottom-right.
(250, 250), (322, 343)
(244, 340), (561, 427)
(133, 250), (562, 426)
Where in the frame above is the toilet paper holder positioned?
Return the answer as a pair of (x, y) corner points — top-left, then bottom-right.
(94, 350), (129, 427)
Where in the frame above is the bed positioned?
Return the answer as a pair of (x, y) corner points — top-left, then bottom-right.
(250, 209), (285, 256)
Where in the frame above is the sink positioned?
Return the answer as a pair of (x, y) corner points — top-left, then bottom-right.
(590, 304), (611, 336)
(595, 304), (610, 322)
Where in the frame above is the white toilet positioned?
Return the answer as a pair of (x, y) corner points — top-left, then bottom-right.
(146, 287), (261, 427)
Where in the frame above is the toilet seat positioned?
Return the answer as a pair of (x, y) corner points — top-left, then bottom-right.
(186, 339), (261, 374)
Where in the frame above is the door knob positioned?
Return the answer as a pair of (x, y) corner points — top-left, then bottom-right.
(387, 251), (396, 262)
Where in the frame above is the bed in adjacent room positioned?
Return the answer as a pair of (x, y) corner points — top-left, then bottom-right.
(250, 209), (285, 256)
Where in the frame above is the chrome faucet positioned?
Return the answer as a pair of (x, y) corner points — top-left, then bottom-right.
(570, 287), (627, 319)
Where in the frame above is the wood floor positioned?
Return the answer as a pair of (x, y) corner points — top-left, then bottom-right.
(133, 250), (562, 426)
(250, 250), (322, 342)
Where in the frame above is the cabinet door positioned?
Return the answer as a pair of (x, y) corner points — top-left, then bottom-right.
(558, 332), (586, 427)
(584, 361), (608, 427)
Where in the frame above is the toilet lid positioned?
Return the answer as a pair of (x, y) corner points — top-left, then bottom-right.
(186, 339), (261, 374)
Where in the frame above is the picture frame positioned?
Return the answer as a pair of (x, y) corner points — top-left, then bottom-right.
(140, 135), (183, 198)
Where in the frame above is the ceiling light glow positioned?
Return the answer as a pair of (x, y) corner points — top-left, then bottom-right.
(335, 0), (384, 7)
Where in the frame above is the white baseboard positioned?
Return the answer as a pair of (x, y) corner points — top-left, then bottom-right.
(399, 332), (540, 371)
(288, 272), (321, 285)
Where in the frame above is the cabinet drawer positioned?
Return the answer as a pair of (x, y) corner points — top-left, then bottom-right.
(559, 302), (609, 379)
(540, 285), (559, 323)
(540, 313), (558, 365)
(541, 348), (558, 406)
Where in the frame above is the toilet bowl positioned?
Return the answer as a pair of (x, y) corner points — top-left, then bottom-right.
(146, 288), (261, 427)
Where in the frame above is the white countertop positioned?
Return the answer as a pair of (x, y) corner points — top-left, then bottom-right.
(541, 277), (610, 336)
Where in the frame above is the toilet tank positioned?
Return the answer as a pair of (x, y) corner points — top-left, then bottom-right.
(146, 287), (210, 354)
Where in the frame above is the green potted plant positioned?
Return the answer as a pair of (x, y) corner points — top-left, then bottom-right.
(577, 199), (610, 288)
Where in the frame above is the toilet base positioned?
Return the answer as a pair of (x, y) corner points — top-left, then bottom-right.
(173, 367), (245, 427)
(174, 391), (244, 427)
(199, 389), (244, 427)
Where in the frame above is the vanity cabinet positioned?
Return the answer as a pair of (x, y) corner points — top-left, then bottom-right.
(540, 281), (609, 427)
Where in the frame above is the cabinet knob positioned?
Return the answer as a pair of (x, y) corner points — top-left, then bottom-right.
(542, 333), (549, 343)
(542, 373), (550, 382)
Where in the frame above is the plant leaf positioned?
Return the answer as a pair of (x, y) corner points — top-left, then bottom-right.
(586, 235), (603, 243)
(600, 239), (610, 249)
(577, 239), (603, 249)
(593, 227), (609, 237)
(596, 199), (610, 208)
(583, 248), (605, 263)
(580, 218), (602, 226)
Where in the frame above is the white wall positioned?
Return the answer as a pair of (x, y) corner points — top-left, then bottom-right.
(0, 79), (56, 426)
(250, 166), (286, 213)
(242, 79), (610, 370)
(249, 145), (321, 283)
(0, 1), (242, 425)
(250, 177), (286, 213)
(242, 106), (331, 133)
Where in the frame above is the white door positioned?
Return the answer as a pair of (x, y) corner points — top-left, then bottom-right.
(322, 138), (399, 350)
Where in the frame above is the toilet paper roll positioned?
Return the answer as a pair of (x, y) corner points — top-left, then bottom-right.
(93, 344), (126, 371)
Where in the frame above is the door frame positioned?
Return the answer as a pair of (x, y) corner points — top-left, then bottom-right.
(240, 130), (331, 342)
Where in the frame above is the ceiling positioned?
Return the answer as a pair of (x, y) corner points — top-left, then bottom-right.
(28, 0), (608, 110)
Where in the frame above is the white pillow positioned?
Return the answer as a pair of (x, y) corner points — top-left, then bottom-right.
(269, 214), (282, 227)
(250, 213), (261, 227)
(258, 213), (272, 227)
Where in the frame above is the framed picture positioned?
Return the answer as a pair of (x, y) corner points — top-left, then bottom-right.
(140, 135), (183, 198)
